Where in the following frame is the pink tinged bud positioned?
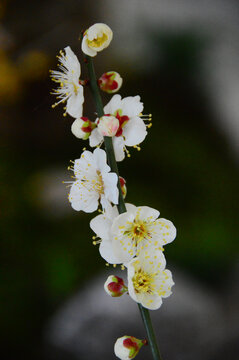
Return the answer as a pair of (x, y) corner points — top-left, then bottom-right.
(119, 176), (127, 199)
(104, 275), (127, 297)
(98, 71), (123, 93)
(97, 115), (119, 137)
(114, 335), (147, 360)
(71, 117), (96, 140)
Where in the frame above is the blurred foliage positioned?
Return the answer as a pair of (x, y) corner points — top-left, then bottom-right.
(0, 49), (50, 104)
(0, 51), (21, 103)
(0, 3), (238, 360)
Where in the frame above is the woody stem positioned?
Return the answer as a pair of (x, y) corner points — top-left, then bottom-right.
(85, 55), (163, 360)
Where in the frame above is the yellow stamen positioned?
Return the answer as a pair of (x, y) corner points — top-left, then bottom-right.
(87, 33), (108, 48)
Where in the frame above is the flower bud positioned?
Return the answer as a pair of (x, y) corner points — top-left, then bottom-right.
(81, 23), (113, 57)
(97, 115), (119, 137)
(114, 336), (147, 360)
(119, 176), (127, 199)
(98, 71), (123, 93)
(104, 275), (127, 297)
(71, 117), (96, 140)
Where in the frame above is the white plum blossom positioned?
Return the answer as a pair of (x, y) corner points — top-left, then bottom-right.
(82, 23), (113, 57)
(90, 203), (134, 264)
(111, 204), (176, 264)
(89, 94), (148, 161)
(67, 148), (118, 213)
(50, 46), (84, 118)
(114, 336), (146, 360)
(128, 248), (174, 310)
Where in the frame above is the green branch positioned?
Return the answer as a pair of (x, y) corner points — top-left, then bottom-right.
(85, 55), (163, 360)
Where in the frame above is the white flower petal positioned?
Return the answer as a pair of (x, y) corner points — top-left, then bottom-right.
(74, 151), (95, 178)
(104, 94), (122, 115)
(139, 249), (166, 273)
(100, 195), (113, 213)
(140, 293), (163, 310)
(113, 136), (125, 161)
(82, 194), (100, 213)
(89, 128), (103, 147)
(112, 236), (136, 264)
(102, 172), (119, 205)
(123, 116), (147, 146)
(127, 266), (138, 302)
(90, 213), (111, 240)
(64, 46), (81, 77)
(93, 148), (110, 173)
(66, 86), (84, 118)
(111, 210), (136, 235)
(136, 206), (160, 222)
(69, 182), (99, 212)
(121, 96), (143, 117)
(104, 203), (119, 220)
(125, 203), (137, 213)
(155, 269), (174, 298)
(99, 240), (122, 264)
(81, 36), (97, 57)
(153, 218), (177, 245)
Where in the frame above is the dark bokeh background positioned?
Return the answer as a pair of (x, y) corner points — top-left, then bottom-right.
(1, 1), (238, 359)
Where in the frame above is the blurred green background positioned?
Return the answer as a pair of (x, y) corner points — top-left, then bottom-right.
(0, 0), (238, 359)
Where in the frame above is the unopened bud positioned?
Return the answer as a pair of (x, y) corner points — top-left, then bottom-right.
(97, 115), (119, 137)
(119, 176), (127, 199)
(98, 71), (123, 93)
(104, 275), (127, 297)
(114, 336), (147, 360)
(71, 117), (96, 140)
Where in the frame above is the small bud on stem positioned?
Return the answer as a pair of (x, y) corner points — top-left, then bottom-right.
(98, 71), (123, 93)
(104, 275), (127, 297)
(114, 335), (147, 360)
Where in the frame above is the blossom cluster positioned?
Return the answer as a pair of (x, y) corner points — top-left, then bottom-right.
(51, 23), (176, 360)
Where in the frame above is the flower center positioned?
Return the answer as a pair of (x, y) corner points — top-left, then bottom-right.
(132, 221), (146, 237)
(73, 82), (80, 95)
(132, 268), (154, 294)
(113, 109), (129, 137)
(130, 220), (148, 243)
(87, 33), (108, 48)
(94, 170), (104, 195)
